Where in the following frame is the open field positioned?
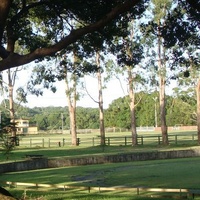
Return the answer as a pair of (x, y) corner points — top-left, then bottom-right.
(0, 130), (199, 163)
(16, 130), (198, 147)
(1, 130), (200, 199)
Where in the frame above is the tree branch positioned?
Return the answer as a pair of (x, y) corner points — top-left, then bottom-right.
(0, 0), (141, 71)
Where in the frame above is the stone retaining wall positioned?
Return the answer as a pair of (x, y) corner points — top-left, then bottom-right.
(1, 148), (200, 173)
(48, 148), (200, 167)
(0, 158), (48, 174)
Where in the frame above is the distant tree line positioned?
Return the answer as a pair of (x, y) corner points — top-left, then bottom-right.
(0, 91), (196, 131)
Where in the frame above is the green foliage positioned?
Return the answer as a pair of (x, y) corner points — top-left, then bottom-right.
(76, 107), (99, 129)
(105, 97), (131, 129)
(106, 91), (196, 128)
(0, 115), (16, 160)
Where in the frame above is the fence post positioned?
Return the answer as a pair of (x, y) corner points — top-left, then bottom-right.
(92, 137), (95, 146)
(42, 138), (44, 148)
(137, 187), (140, 195)
(125, 137), (127, 146)
(108, 137), (110, 146)
(48, 138), (50, 148)
(30, 139), (32, 147)
(141, 136), (144, 145)
(175, 135), (177, 145)
(158, 136), (161, 145)
(192, 134), (195, 141)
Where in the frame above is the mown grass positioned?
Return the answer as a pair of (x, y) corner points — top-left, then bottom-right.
(0, 130), (198, 162)
(2, 157), (200, 199)
(2, 157), (200, 188)
(1, 130), (200, 199)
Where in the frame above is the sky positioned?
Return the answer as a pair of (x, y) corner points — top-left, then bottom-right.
(0, 68), (128, 109)
(0, 65), (176, 109)
(25, 75), (127, 109)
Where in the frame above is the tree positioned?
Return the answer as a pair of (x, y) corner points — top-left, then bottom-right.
(0, 114), (16, 160)
(0, 0), (148, 71)
(162, 0), (200, 142)
(112, 18), (144, 145)
(61, 49), (80, 145)
(141, 0), (175, 145)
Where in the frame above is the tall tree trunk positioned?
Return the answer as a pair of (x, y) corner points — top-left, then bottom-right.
(128, 66), (137, 145)
(69, 104), (77, 145)
(8, 69), (16, 137)
(7, 36), (17, 143)
(96, 51), (105, 146)
(65, 50), (77, 146)
(158, 19), (168, 145)
(196, 79), (200, 144)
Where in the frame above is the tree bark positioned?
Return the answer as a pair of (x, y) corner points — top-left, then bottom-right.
(128, 67), (137, 146)
(196, 79), (200, 144)
(96, 51), (105, 146)
(8, 69), (16, 138)
(65, 50), (78, 146)
(158, 19), (168, 145)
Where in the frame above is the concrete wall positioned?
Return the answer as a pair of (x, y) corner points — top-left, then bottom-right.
(1, 148), (200, 173)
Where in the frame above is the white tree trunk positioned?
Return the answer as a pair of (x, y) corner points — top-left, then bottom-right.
(96, 51), (105, 146)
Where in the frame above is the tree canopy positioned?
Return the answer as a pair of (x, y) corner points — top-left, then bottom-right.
(0, 0), (199, 72)
(0, 0), (148, 71)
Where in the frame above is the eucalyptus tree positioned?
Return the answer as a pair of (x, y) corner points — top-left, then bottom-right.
(0, 42), (29, 144)
(141, 0), (176, 145)
(110, 18), (145, 145)
(162, 0), (200, 142)
(79, 3), (147, 146)
(59, 48), (84, 145)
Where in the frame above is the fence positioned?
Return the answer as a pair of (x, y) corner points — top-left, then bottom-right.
(17, 133), (198, 148)
(2, 181), (200, 199)
(104, 134), (198, 146)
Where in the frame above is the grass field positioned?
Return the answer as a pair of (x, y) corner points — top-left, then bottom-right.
(0, 130), (198, 163)
(2, 157), (200, 199)
(1, 130), (200, 199)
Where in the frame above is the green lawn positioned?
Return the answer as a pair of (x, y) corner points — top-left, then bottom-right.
(0, 130), (199, 163)
(1, 157), (200, 199)
(1, 131), (200, 199)
(2, 157), (200, 188)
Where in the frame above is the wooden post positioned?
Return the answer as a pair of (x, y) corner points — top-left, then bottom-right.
(141, 136), (144, 145)
(125, 137), (127, 146)
(48, 138), (50, 148)
(158, 136), (161, 145)
(30, 139), (32, 147)
(92, 137), (95, 146)
(175, 135), (177, 145)
(108, 137), (110, 146)
(42, 138), (44, 148)
(137, 187), (140, 195)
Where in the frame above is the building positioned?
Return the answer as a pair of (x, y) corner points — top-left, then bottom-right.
(15, 118), (38, 134)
